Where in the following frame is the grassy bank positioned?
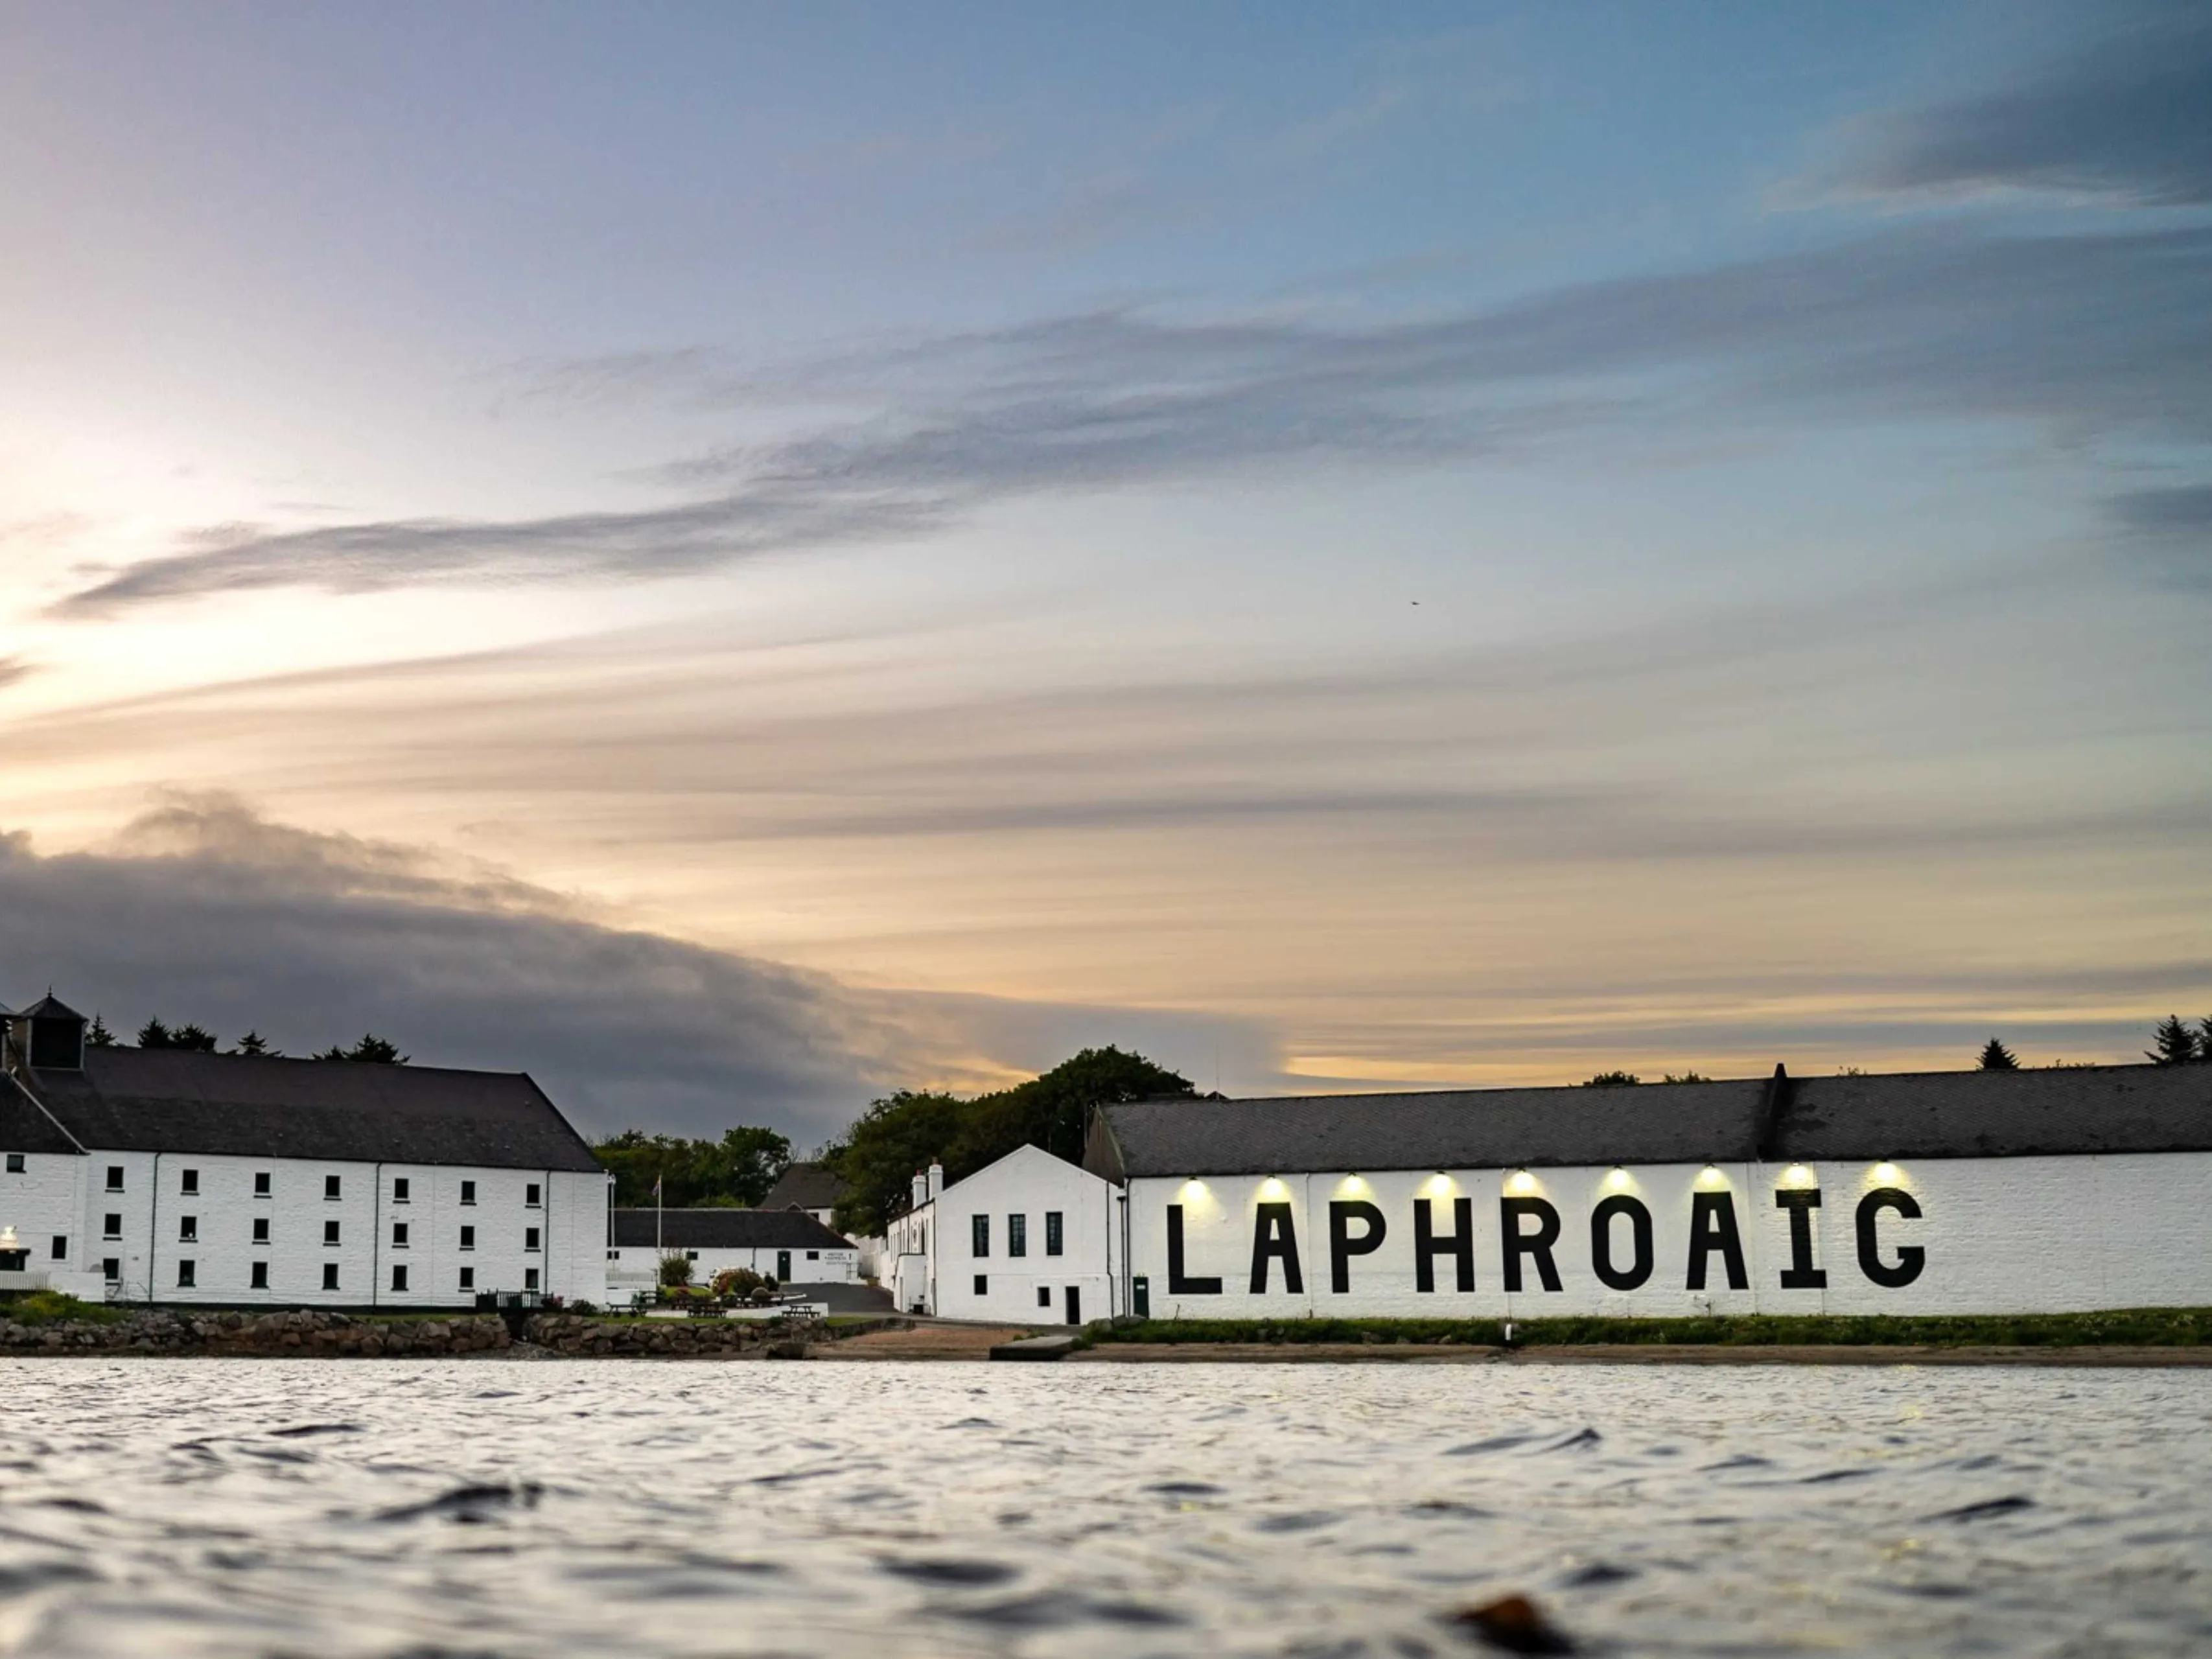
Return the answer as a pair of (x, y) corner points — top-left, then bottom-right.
(1088, 1308), (2212, 1349)
(0, 1292), (127, 1327)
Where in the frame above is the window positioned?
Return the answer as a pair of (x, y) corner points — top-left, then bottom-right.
(685, 1248), (698, 1260)
(806, 1249), (819, 1260)
(324, 1175), (341, 1200)
(50, 1235), (65, 1260)
(252, 1217), (270, 1244)
(526, 1183), (541, 1207)
(179, 1216), (197, 1242)
(177, 1260), (196, 1289)
(106, 1166), (124, 1191)
(458, 1267), (475, 1290)
(321, 1264), (339, 1292)
(181, 1169), (199, 1195)
(391, 1264), (408, 1293)
(323, 1220), (341, 1246)
(1008, 1214), (1027, 1257)
(5, 1154), (22, 1174)
(254, 1171), (271, 1197)
(972, 1214), (990, 1258)
(102, 1258), (119, 1282)
(460, 1180), (477, 1205)
(392, 1177), (410, 1203)
(972, 1274), (988, 1295)
(1038, 1286), (1052, 1308)
(250, 1262), (268, 1290)
(525, 1227), (541, 1253)
(1045, 1211), (1064, 1257)
(459, 1225), (476, 1250)
(524, 1268), (540, 1291)
(102, 1214), (121, 1240)
(392, 1222), (410, 1248)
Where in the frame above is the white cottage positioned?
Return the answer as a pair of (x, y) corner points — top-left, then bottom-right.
(605, 1206), (859, 1297)
(1, 993), (610, 1308)
(885, 1144), (1120, 1324)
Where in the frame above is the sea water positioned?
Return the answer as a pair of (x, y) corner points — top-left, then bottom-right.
(0, 1359), (2205, 1656)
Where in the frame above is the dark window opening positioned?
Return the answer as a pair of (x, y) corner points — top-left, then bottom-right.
(806, 1249), (819, 1260)
(250, 1262), (268, 1290)
(460, 1180), (477, 1205)
(524, 1268), (540, 1291)
(5, 1154), (23, 1174)
(458, 1267), (475, 1290)
(392, 1178), (411, 1203)
(321, 1264), (339, 1292)
(1045, 1211), (1064, 1256)
(253, 1218), (270, 1244)
(460, 1225), (475, 1250)
(50, 1235), (65, 1260)
(1037, 1286), (1051, 1307)
(391, 1264), (408, 1293)
(1008, 1214), (1027, 1257)
(177, 1260), (196, 1288)
(102, 1214), (121, 1239)
(323, 1175), (341, 1200)
(179, 1216), (197, 1242)
(323, 1220), (340, 1246)
(180, 1169), (198, 1195)
(102, 1258), (119, 1282)
(526, 1227), (541, 1253)
(526, 1183), (541, 1207)
(392, 1222), (410, 1248)
(254, 1171), (271, 1197)
(106, 1166), (124, 1192)
(972, 1274), (988, 1295)
(972, 1214), (990, 1258)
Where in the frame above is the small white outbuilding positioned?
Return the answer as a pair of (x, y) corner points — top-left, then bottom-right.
(883, 1143), (1120, 1324)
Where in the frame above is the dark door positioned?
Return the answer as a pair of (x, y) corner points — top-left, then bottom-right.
(1132, 1276), (1149, 1319)
(1064, 1285), (1081, 1325)
(776, 1250), (791, 1281)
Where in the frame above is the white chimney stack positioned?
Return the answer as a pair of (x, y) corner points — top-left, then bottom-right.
(910, 1169), (928, 1209)
(926, 1161), (944, 1203)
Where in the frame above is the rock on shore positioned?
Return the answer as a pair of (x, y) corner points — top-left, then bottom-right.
(0, 1309), (833, 1358)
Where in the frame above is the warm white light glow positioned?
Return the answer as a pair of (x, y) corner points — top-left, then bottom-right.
(1782, 1163), (1816, 1188)
(1423, 1171), (1456, 1194)
(1259, 1176), (1288, 1198)
(1872, 1162), (1902, 1185)
(1695, 1163), (1729, 1189)
(1604, 1166), (1633, 1190)
(1506, 1168), (1537, 1196)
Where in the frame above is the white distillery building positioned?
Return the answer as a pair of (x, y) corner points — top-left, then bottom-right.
(1084, 1063), (2212, 1321)
(884, 1144), (1119, 1325)
(605, 1207), (859, 1297)
(1, 994), (610, 1308)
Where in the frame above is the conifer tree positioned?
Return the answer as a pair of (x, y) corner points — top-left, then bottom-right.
(2146, 1015), (2198, 1067)
(1977, 1037), (2019, 1071)
(84, 1013), (115, 1049)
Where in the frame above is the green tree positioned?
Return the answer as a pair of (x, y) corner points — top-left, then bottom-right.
(317, 1033), (408, 1063)
(2197, 1018), (2212, 1063)
(1660, 1071), (1708, 1084)
(232, 1030), (280, 1057)
(1977, 1038), (2020, 1071)
(592, 1126), (792, 1208)
(170, 1023), (218, 1052)
(1582, 1071), (1640, 1087)
(135, 1018), (172, 1049)
(84, 1014), (115, 1049)
(2146, 1015), (2198, 1067)
(823, 1089), (970, 1238)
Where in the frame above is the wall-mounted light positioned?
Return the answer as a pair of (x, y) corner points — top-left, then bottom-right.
(1782, 1163), (1816, 1188)
(1423, 1170), (1456, 1194)
(1872, 1161), (1901, 1186)
(1259, 1176), (1288, 1198)
(1506, 1168), (1537, 1196)
(1695, 1164), (1729, 1189)
(1604, 1166), (1633, 1190)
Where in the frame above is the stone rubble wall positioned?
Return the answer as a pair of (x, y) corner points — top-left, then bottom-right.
(0, 1308), (833, 1358)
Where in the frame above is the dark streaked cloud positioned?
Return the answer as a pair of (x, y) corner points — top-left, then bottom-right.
(2112, 481), (2212, 533)
(1845, 4), (2212, 205)
(0, 794), (1277, 1143)
(0, 657), (33, 690)
(58, 218), (2212, 614)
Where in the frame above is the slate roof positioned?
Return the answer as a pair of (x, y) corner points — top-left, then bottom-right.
(1087, 1063), (2212, 1178)
(16, 1048), (601, 1172)
(610, 1208), (853, 1250)
(760, 1161), (849, 1212)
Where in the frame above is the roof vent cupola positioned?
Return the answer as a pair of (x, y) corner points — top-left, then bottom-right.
(21, 993), (87, 1071)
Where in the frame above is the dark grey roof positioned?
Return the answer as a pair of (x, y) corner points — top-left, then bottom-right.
(760, 1162), (849, 1212)
(16, 993), (84, 1023)
(1087, 1063), (2212, 1178)
(18, 1048), (601, 1172)
(611, 1208), (852, 1250)
(2, 1076), (85, 1154)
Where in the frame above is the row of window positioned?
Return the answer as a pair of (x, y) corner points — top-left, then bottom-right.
(124, 1260), (539, 1294)
(89, 1167), (542, 1205)
(98, 1216), (541, 1251)
(970, 1211), (1065, 1259)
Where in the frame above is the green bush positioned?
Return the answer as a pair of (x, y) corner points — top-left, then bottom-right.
(1, 1292), (126, 1327)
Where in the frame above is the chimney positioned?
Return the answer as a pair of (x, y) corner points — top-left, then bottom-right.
(927, 1161), (944, 1203)
(911, 1169), (929, 1210)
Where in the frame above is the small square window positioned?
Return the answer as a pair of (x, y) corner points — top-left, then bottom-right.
(524, 1268), (540, 1291)
(1045, 1211), (1064, 1257)
(458, 1266), (475, 1290)
(526, 1183), (542, 1207)
(1008, 1214), (1027, 1258)
(321, 1264), (339, 1292)
(323, 1220), (341, 1246)
(1038, 1286), (1051, 1308)
(179, 1216), (198, 1242)
(392, 1222), (410, 1249)
(806, 1249), (820, 1260)
(254, 1171), (271, 1197)
(252, 1217), (270, 1244)
(684, 1247), (697, 1261)
(392, 1177), (410, 1203)
(460, 1225), (476, 1250)
(102, 1213), (121, 1240)
(180, 1169), (199, 1195)
(102, 1257), (119, 1281)
(324, 1175), (342, 1200)
(972, 1214), (990, 1258)
(460, 1180), (477, 1205)
(391, 1264), (408, 1293)
(177, 1260), (196, 1289)
(525, 1227), (541, 1252)
(250, 1262), (268, 1290)
(5, 1154), (23, 1174)
(106, 1166), (124, 1192)
(973, 1274), (988, 1295)
(50, 1235), (65, 1260)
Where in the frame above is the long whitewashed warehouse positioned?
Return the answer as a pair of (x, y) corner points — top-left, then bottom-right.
(1, 994), (610, 1307)
(1084, 1063), (2212, 1320)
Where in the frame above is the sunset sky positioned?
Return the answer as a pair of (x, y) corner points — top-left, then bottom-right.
(3, 1), (2207, 1146)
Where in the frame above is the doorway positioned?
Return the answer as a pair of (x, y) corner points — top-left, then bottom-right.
(776, 1249), (791, 1281)
(1064, 1285), (1081, 1325)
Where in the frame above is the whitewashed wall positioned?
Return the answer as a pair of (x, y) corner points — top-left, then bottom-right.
(933, 1145), (1118, 1325)
(1, 1150), (608, 1306)
(1126, 1154), (2212, 1319)
(606, 1242), (859, 1286)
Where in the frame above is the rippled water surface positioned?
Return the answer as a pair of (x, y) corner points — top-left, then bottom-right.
(1, 1359), (2207, 1656)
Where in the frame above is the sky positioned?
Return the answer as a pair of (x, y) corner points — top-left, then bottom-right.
(2, 1), (2207, 1147)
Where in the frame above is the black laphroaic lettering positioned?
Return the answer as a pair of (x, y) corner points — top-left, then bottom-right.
(1328, 1200), (1387, 1293)
(1500, 1197), (1563, 1293)
(1414, 1196), (1475, 1293)
(1165, 1204), (1222, 1295)
(1774, 1189), (1827, 1289)
(1855, 1187), (1924, 1288)
(1589, 1194), (1653, 1291)
(1686, 1191), (1749, 1291)
(1250, 1202), (1304, 1294)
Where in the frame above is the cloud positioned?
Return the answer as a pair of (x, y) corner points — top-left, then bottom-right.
(0, 657), (34, 690)
(58, 216), (2212, 614)
(1842, 3), (2212, 205)
(0, 794), (1277, 1144)
(2112, 481), (2212, 533)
